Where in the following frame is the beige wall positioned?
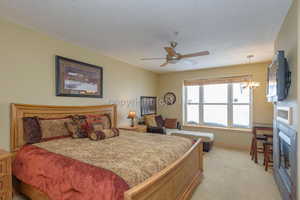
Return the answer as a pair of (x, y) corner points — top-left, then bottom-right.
(275, 0), (298, 199)
(274, 0), (298, 131)
(158, 63), (274, 149)
(0, 18), (158, 151)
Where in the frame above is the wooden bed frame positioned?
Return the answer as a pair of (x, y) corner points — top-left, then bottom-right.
(11, 103), (203, 200)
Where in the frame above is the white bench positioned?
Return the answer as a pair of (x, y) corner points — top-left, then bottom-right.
(166, 129), (214, 152)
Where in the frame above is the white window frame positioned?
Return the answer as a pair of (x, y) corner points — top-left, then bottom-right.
(184, 83), (253, 129)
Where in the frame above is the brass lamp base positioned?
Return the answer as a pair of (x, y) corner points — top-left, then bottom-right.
(130, 118), (134, 127)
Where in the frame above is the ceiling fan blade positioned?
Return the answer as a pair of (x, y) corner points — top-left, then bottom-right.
(140, 58), (165, 60)
(181, 51), (210, 58)
(164, 47), (177, 57)
(160, 62), (169, 67)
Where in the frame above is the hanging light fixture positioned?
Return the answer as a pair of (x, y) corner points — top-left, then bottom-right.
(242, 55), (261, 89)
(242, 81), (261, 89)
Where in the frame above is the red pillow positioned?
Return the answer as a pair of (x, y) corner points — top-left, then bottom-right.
(164, 118), (177, 129)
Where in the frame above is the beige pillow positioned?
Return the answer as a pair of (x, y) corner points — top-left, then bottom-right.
(89, 124), (120, 141)
(38, 117), (71, 139)
(144, 114), (157, 127)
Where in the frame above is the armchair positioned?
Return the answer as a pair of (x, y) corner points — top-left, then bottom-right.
(145, 115), (180, 134)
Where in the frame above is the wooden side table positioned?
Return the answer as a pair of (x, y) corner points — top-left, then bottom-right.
(0, 149), (12, 200)
(119, 125), (147, 133)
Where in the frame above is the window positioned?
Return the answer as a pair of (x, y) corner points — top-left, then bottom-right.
(184, 82), (252, 128)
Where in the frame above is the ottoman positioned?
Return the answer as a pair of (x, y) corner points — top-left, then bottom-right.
(166, 129), (214, 152)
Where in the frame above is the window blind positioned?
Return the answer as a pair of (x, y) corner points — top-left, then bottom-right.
(184, 75), (252, 86)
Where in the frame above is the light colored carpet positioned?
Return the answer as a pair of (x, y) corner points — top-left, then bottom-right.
(14, 147), (281, 200)
(191, 147), (281, 200)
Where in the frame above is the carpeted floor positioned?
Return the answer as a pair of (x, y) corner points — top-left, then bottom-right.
(191, 147), (281, 200)
(14, 147), (281, 200)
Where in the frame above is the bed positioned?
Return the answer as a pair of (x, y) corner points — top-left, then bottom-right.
(11, 104), (203, 200)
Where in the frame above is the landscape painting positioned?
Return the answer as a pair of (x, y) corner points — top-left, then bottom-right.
(56, 56), (103, 98)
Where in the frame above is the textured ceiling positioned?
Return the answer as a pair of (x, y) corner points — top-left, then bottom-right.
(0, 0), (293, 73)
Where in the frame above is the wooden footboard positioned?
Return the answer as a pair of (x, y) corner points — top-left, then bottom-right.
(124, 140), (203, 200)
(19, 182), (50, 200)
(16, 140), (203, 200)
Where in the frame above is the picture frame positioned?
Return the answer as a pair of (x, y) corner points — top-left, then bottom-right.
(56, 56), (103, 98)
(141, 96), (157, 116)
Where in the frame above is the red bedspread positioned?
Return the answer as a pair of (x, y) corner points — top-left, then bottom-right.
(13, 145), (130, 200)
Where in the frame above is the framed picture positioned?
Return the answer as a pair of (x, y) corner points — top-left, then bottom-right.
(56, 56), (103, 98)
(141, 96), (157, 116)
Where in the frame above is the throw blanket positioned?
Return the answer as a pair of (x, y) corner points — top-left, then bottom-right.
(13, 131), (193, 200)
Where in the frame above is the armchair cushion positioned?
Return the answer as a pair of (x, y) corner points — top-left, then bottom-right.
(147, 126), (166, 134)
(164, 118), (177, 129)
(144, 114), (157, 127)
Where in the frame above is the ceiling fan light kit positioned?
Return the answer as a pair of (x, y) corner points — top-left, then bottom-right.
(141, 41), (210, 67)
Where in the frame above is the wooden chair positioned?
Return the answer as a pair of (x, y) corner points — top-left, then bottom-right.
(263, 141), (273, 171)
(250, 126), (273, 163)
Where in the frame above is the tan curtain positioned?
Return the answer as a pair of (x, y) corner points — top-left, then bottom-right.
(184, 75), (252, 86)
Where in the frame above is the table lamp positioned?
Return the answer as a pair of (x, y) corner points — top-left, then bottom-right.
(127, 111), (136, 127)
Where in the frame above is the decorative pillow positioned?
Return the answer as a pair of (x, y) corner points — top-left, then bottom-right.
(71, 115), (89, 137)
(164, 118), (177, 129)
(144, 114), (157, 127)
(155, 115), (165, 128)
(86, 114), (111, 131)
(102, 128), (120, 138)
(92, 123), (104, 131)
(65, 122), (87, 139)
(89, 131), (105, 141)
(89, 125), (120, 141)
(38, 116), (72, 139)
(23, 117), (42, 144)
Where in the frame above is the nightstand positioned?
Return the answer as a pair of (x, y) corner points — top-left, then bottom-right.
(119, 125), (147, 133)
(0, 149), (12, 200)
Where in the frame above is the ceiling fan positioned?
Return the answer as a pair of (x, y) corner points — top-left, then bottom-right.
(141, 42), (210, 67)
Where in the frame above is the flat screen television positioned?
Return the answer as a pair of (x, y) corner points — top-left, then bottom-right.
(267, 51), (291, 102)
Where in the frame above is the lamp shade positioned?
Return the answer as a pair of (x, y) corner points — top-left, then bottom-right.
(127, 111), (136, 119)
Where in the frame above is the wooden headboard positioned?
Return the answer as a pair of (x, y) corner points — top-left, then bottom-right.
(10, 104), (117, 153)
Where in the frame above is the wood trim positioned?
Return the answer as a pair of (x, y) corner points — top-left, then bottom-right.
(119, 125), (147, 133)
(184, 75), (252, 86)
(20, 182), (50, 200)
(183, 124), (252, 133)
(0, 150), (12, 200)
(124, 140), (203, 200)
(10, 103), (117, 153)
